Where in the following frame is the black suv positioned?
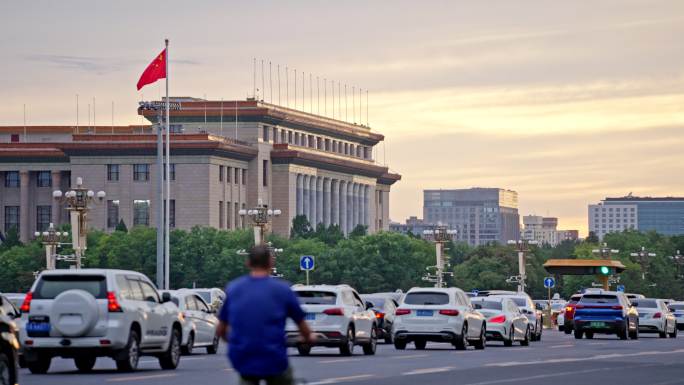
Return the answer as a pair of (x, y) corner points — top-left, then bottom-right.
(0, 294), (20, 385)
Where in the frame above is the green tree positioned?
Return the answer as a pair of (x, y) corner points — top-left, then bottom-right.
(0, 226), (22, 251)
(115, 219), (128, 232)
(349, 224), (368, 238)
(290, 215), (313, 239)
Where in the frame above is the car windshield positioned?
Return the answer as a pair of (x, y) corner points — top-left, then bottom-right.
(580, 294), (619, 304)
(297, 291), (337, 305)
(196, 291), (211, 303)
(631, 299), (658, 308)
(361, 296), (386, 308)
(473, 300), (502, 310)
(33, 275), (107, 299)
(404, 292), (449, 305)
(670, 304), (684, 310)
(508, 297), (528, 308)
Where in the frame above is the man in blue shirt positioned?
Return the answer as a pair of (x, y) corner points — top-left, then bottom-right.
(217, 245), (313, 385)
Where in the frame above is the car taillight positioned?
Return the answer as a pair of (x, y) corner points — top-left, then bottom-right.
(611, 305), (623, 310)
(395, 308), (411, 316)
(439, 309), (460, 316)
(20, 292), (33, 313)
(488, 315), (506, 323)
(323, 308), (344, 316)
(107, 291), (123, 312)
(653, 312), (662, 319)
(565, 306), (573, 313)
(575, 305), (585, 309)
(375, 312), (385, 319)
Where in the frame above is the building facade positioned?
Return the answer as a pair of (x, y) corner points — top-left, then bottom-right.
(0, 98), (400, 242)
(589, 195), (684, 238)
(423, 188), (520, 246)
(521, 215), (579, 246)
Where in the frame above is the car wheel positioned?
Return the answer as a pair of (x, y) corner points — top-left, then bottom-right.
(585, 331), (594, 339)
(629, 322), (639, 340)
(159, 328), (182, 370)
(394, 340), (407, 350)
(473, 326), (486, 350)
(454, 323), (468, 350)
(669, 324), (678, 339)
(520, 326), (530, 346)
(414, 339), (427, 350)
(181, 332), (194, 355)
(297, 345), (312, 356)
(0, 352), (18, 385)
(116, 330), (140, 372)
(363, 328), (377, 355)
(207, 336), (220, 355)
(564, 325), (573, 335)
(659, 325), (668, 339)
(384, 330), (393, 344)
(74, 356), (97, 372)
(618, 322), (628, 340)
(503, 327), (513, 347)
(27, 353), (51, 375)
(574, 329), (584, 340)
(339, 326), (355, 356)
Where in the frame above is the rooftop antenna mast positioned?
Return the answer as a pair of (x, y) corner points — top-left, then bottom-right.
(252, 58), (256, 99)
(294, 69), (297, 110)
(324, 78), (327, 117)
(23, 104), (27, 142)
(75, 94), (79, 134)
(317, 76), (320, 114)
(352, 86), (355, 123)
(277, 64), (281, 105)
(111, 101), (114, 134)
(286, 66), (289, 107)
(261, 59), (265, 102)
(269, 61), (273, 103)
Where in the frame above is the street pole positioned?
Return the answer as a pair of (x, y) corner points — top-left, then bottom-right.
(306, 269), (310, 286)
(507, 239), (538, 293)
(592, 243), (619, 290)
(34, 223), (67, 270)
(630, 246), (656, 281)
(239, 200), (282, 276)
(422, 224), (456, 288)
(156, 108), (164, 289)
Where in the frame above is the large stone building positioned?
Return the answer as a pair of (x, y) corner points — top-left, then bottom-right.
(0, 98), (400, 241)
(588, 195), (684, 239)
(423, 188), (520, 246)
(521, 215), (579, 246)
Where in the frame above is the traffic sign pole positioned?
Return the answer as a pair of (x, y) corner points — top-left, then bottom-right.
(306, 269), (310, 286)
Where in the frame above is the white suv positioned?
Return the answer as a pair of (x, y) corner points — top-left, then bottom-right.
(286, 285), (377, 356)
(19, 269), (183, 374)
(392, 287), (486, 350)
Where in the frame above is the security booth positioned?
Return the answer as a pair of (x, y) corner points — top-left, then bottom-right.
(543, 259), (627, 290)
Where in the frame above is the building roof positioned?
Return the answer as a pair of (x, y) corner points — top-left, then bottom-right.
(605, 196), (684, 202)
(0, 125), (152, 134)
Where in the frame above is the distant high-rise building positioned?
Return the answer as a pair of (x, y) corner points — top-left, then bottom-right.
(589, 195), (684, 239)
(521, 215), (578, 246)
(423, 188), (519, 246)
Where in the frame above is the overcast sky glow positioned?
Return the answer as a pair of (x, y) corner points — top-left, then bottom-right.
(2, 0), (683, 235)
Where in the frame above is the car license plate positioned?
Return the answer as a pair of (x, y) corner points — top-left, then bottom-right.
(589, 321), (606, 328)
(27, 321), (51, 336)
(305, 313), (316, 321)
(417, 310), (433, 317)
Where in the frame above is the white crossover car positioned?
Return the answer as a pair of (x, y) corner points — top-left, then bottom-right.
(471, 296), (530, 346)
(392, 287), (486, 350)
(187, 288), (226, 313)
(19, 269), (183, 374)
(162, 290), (220, 355)
(286, 285), (377, 356)
(632, 298), (677, 338)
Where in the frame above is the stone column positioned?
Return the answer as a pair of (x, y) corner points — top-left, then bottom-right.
(363, 185), (370, 227)
(346, 182), (353, 234)
(310, 176), (317, 227)
(351, 183), (358, 230)
(51, 171), (62, 225)
(323, 178), (331, 226)
(316, 177), (323, 226)
(331, 179), (339, 227)
(296, 174), (303, 215)
(339, 180), (347, 234)
(19, 170), (30, 242)
(303, 175), (310, 221)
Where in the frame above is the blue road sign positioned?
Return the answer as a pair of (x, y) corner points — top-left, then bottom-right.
(617, 284), (625, 292)
(543, 277), (556, 289)
(300, 255), (315, 271)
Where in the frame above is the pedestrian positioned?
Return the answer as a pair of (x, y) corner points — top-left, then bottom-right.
(217, 245), (314, 385)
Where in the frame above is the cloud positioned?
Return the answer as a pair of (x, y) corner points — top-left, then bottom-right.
(24, 54), (200, 75)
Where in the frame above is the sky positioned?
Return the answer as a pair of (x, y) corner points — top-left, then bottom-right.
(2, 1), (684, 235)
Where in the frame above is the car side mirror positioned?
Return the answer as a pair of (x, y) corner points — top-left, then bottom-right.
(365, 301), (374, 310)
(161, 292), (172, 303)
(473, 303), (482, 310)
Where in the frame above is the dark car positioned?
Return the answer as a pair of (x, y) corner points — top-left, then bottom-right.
(0, 295), (20, 385)
(360, 295), (398, 343)
(562, 294), (582, 334)
(573, 291), (639, 340)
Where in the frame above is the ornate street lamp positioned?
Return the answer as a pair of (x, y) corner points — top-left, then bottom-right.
(668, 250), (684, 278)
(507, 239), (539, 293)
(630, 246), (656, 280)
(422, 224), (457, 288)
(34, 223), (69, 270)
(238, 199), (282, 246)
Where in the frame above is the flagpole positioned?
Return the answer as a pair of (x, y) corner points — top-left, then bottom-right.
(164, 38), (171, 290)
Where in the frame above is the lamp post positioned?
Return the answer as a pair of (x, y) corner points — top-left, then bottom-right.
(422, 224), (457, 288)
(669, 250), (684, 278)
(630, 246), (656, 280)
(53, 177), (105, 269)
(238, 199), (283, 276)
(34, 223), (69, 270)
(507, 239), (539, 293)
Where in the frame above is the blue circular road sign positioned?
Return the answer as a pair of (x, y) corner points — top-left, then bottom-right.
(543, 277), (555, 289)
(300, 255), (315, 271)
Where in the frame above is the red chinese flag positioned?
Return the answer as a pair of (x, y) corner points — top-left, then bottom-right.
(136, 49), (166, 90)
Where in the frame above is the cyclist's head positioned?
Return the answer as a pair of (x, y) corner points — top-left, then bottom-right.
(248, 245), (273, 270)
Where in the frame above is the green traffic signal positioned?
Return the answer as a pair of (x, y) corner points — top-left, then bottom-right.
(599, 266), (610, 275)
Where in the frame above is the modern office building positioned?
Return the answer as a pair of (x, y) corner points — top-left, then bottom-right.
(588, 195), (684, 238)
(0, 98), (400, 242)
(521, 215), (579, 246)
(423, 188), (520, 246)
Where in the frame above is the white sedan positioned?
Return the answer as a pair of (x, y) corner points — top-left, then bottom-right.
(471, 297), (530, 346)
(632, 298), (677, 338)
(162, 290), (221, 354)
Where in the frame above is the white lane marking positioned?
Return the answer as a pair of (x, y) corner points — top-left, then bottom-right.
(224, 368), (234, 372)
(318, 358), (362, 364)
(549, 344), (574, 349)
(485, 348), (684, 367)
(402, 366), (454, 376)
(463, 367), (614, 385)
(391, 354), (430, 360)
(107, 373), (177, 382)
(307, 374), (375, 385)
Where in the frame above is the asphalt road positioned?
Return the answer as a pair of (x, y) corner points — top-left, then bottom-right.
(18, 330), (684, 385)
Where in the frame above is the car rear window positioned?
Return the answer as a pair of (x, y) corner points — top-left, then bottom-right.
(33, 275), (107, 299)
(404, 292), (449, 305)
(580, 294), (619, 304)
(509, 297), (528, 308)
(297, 291), (337, 305)
(361, 297), (386, 308)
(631, 299), (658, 308)
(473, 300), (502, 310)
(670, 304), (684, 310)
(196, 291), (211, 303)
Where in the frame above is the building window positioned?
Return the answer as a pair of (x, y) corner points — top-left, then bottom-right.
(227, 201), (232, 229)
(226, 167), (232, 183)
(262, 126), (269, 142)
(242, 169), (247, 185)
(107, 200), (120, 228)
(133, 200), (150, 226)
(164, 199), (176, 228)
(10, 134), (19, 143)
(288, 131), (293, 143)
(234, 202), (239, 230)
(273, 127), (278, 143)
(234, 168), (240, 184)
(36, 171), (51, 187)
(219, 201), (224, 229)
(219, 165), (224, 182)
(107, 164), (120, 181)
(133, 164), (150, 181)
(169, 124), (183, 133)
(4, 206), (19, 232)
(295, 132), (300, 145)
(263, 160), (268, 186)
(4, 171), (19, 188)
(164, 163), (176, 180)
(36, 205), (51, 232)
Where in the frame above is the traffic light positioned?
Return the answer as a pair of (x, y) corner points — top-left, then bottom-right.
(599, 266), (610, 275)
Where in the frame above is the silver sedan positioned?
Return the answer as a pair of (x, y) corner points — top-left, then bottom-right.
(471, 297), (530, 346)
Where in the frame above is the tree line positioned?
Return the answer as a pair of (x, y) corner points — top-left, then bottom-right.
(1, 216), (684, 300)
